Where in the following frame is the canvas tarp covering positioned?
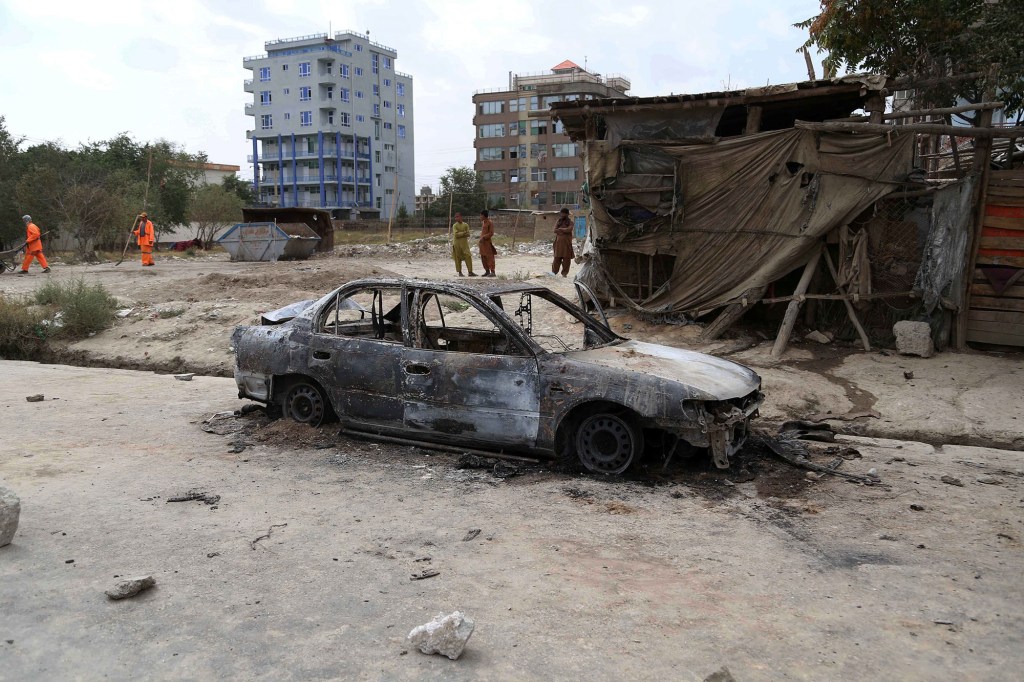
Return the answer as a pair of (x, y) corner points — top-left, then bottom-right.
(913, 177), (976, 314)
(580, 128), (915, 314)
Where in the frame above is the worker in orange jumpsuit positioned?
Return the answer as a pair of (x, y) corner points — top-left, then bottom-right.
(133, 212), (156, 266)
(19, 215), (50, 274)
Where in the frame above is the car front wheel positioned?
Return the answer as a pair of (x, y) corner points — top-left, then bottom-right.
(283, 381), (327, 426)
(574, 412), (643, 475)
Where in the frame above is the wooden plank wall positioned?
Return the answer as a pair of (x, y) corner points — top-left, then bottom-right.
(968, 169), (1024, 346)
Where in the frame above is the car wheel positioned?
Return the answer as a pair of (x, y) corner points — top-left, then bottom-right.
(574, 412), (643, 475)
(284, 382), (327, 426)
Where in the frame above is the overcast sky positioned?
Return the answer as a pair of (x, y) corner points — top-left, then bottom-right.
(0, 0), (821, 190)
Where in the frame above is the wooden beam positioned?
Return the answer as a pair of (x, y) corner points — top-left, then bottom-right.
(761, 290), (917, 304)
(795, 120), (1024, 139)
(884, 101), (1004, 120)
(865, 95), (885, 124)
(822, 249), (872, 351)
(745, 106), (763, 135)
(701, 285), (767, 341)
(770, 247), (822, 358)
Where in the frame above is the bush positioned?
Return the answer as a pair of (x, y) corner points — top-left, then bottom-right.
(33, 277), (118, 338)
(0, 294), (47, 359)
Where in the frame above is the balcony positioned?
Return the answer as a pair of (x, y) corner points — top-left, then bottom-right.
(244, 79), (254, 92)
(246, 130), (255, 139)
(246, 154), (255, 163)
(244, 103), (254, 115)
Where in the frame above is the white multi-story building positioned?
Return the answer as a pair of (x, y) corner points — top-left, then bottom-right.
(244, 31), (414, 219)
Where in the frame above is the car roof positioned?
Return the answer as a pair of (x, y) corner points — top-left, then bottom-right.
(340, 277), (554, 297)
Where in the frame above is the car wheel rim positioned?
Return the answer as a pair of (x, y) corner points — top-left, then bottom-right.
(576, 414), (636, 474)
(287, 385), (324, 425)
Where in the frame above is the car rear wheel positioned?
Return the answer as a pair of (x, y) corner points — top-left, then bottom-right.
(284, 382), (327, 426)
(574, 412), (643, 475)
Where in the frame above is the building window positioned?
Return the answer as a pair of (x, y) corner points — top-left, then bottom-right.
(529, 96), (540, 110)
(327, 111), (335, 125)
(383, 78), (391, 87)
(284, 112), (290, 120)
(373, 104), (380, 116)
(397, 104), (406, 118)
(531, 168), (548, 182)
(340, 88), (350, 102)
(552, 143), (578, 157)
(325, 86), (333, 99)
(480, 170), (504, 184)
(373, 84), (380, 96)
(552, 167), (579, 181)
(283, 88), (289, 94)
(479, 123), (505, 138)
(397, 83), (405, 96)
(260, 114), (273, 129)
(260, 90), (272, 105)
(299, 86), (311, 101)
(383, 100), (391, 109)
(479, 101), (504, 115)
(397, 125), (406, 139)
(509, 97), (526, 112)
(340, 112), (351, 126)
(509, 121), (525, 136)
(375, 150), (381, 162)
(281, 64), (288, 71)
(372, 54), (379, 73)
(531, 192), (547, 206)
(259, 67), (271, 82)
(340, 64), (350, 78)
(384, 122), (392, 129)
(383, 56), (392, 69)
(478, 147), (504, 161)
(299, 62), (311, 77)
(530, 120), (548, 136)
(508, 145), (526, 159)
(553, 120), (565, 134)
(543, 95), (563, 107)
(530, 143), (547, 159)
(356, 90), (364, 99)
(355, 67), (363, 76)
(553, 191), (577, 204)
(356, 114), (365, 122)
(375, 173), (381, 187)
(355, 44), (363, 52)
(300, 111), (312, 126)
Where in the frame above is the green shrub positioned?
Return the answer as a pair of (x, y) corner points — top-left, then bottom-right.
(33, 277), (118, 338)
(158, 307), (186, 319)
(0, 294), (47, 359)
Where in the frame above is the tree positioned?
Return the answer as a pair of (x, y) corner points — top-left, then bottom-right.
(221, 173), (255, 205)
(428, 166), (486, 218)
(189, 185), (243, 245)
(0, 117), (25, 248)
(799, 0), (1024, 121)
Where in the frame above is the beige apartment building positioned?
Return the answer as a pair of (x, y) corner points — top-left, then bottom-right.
(472, 61), (630, 211)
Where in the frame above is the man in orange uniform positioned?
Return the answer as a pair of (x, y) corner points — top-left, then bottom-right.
(133, 212), (156, 266)
(478, 209), (497, 277)
(19, 215), (50, 274)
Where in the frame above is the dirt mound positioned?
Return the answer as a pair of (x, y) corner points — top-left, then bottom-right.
(196, 264), (392, 294)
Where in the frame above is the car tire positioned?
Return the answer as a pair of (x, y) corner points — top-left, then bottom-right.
(573, 412), (643, 475)
(283, 381), (328, 426)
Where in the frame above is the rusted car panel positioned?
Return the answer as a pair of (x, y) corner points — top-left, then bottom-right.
(232, 278), (764, 473)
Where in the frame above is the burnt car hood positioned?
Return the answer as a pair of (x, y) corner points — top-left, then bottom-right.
(563, 340), (760, 400)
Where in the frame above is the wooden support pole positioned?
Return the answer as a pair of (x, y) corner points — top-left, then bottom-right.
(701, 285), (767, 341)
(744, 106), (763, 135)
(822, 248), (872, 351)
(885, 101), (1003, 120)
(770, 247), (822, 358)
(795, 120), (1024, 139)
(801, 47), (816, 81)
(865, 95), (885, 124)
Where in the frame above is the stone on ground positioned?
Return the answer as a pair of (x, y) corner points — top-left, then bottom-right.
(407, 611), (475, 660)
(893, 320), (935, 358)
(105, 576), (156, 600)
(0, 484), (20, 547)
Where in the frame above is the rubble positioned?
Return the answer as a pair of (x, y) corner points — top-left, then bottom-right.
(804, 330), (832, 344)
(407, 611), (475, 660)
(893, 321), (935, 358)
(0, 484), (21, 547)
(105, 576), (156, 600)
(25, 394), (44, 402)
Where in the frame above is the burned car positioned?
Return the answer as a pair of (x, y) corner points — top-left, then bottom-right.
(232, 278), (763, 474)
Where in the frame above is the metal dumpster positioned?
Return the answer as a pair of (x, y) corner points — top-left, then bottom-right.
(217, 222), (321, 262)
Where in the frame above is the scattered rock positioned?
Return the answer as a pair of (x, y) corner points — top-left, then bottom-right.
(174, 374), (194, 382)
(704, 667), (736, 682)
(116, 308), (134, 318)
(105, 575), (156, 600)
(407, 611), (475, 660)
(903, 371), (915, 380)
(893, 320), (934, 357)
(940, 475), (964, 487)
(410, 569), (440, 581)
(0, 485), (21, 547)
(462, 529), (481, 542)
(804, 330), (831, 344)
(976, 475), (1003, 485)
(25, 394), (44, 403)
(910, 504), (925, 511)
(166, 490), (220, 505)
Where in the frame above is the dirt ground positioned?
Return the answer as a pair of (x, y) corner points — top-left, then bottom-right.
(1, 242), (1023, 679)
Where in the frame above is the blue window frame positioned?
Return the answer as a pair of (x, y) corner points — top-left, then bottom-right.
(397, 125), (406, 139)
(356, 114), (365, 122)
(383, 78), (391, 87)
(371, 54), (378, 74)
(355, 67), (363, 76)
(340, 88), (350, 102)
(355, 90), (363, 99)
(259, 90), (271, 105)
(383, 56), (392, 70)
(397, 104), (405, 117)
(373, 84), (379, 96)
(298, 62), (311, 77)
(299, 86), (311, 101)
(259, 67), (270, 82)
(397, 83), (405, 96)
(300, 111), (312, 126)
(340, 64), (350, 78)
(373, 104), (380, 115)
(260, 114), (273, 129)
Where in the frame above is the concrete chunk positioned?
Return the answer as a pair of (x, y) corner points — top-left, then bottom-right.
(893, 320), (934, 358)
(407, 611), (475, 660)
(0, 485), (20, 547)
(105, 576), (156, 600)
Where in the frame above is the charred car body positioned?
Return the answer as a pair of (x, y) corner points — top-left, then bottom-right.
(232, 278), (763, 474)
